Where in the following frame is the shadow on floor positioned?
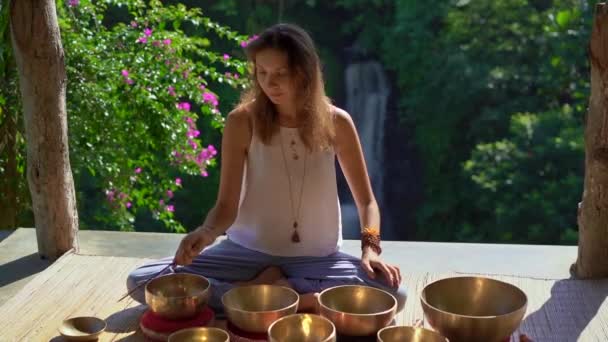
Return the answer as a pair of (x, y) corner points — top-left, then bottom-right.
(0, 230), (13, 243)
(519, 278), (608, 341)
(0, 253), (51, 288)
(104, 304), (147, 334)
(48, 304), (147, 342)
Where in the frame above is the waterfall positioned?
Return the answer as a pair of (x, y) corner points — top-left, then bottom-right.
(340, 60), (390, 237)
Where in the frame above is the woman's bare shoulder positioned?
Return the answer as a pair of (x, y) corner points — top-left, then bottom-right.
(228, 102), (254, 125)
(330, 105), (355, 133)
(225, 103), (254, 147)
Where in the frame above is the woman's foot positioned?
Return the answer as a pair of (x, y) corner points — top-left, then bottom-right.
(297, 293), (320, 314)
(235, 266), (284, 286)
(270, 278), (318, 313)
(273, 277), (292, 288)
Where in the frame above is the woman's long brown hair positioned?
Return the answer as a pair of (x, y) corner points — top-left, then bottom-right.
(236, 23), (335, 151)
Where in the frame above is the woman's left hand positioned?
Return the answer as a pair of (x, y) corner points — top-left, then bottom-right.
(361, 249), (402, 288)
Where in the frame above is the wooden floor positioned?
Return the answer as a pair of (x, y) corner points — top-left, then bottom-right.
(1, 252), (607, 341)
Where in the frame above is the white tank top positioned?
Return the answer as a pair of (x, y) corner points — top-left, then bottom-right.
(226, 126), (342, 257)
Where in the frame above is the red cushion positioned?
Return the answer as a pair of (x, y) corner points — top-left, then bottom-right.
(227, 320), (268, 341)
(336, 333), (377, 341)
(140, 307), (215, 333)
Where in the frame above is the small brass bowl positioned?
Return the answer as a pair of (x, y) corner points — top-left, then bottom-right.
(59, 316), (106, 341)
(168, 327), (230, 342)
(319, 285), (397, 336)
(377, 326), (448, 342)
(222, 285), (299, 333)
(268, 314), (336, 342)
(145, 273), (211, 320)
(421, 276), (527, 342)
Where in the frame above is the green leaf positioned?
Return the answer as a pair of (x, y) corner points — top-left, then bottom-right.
(556, 10), (571, 28)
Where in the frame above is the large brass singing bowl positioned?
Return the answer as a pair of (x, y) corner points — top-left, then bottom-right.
(318, 285), (397, 336)
(421, 276), (527, 342)
(222, 285), (299, 333)
(168, 327), (230, 342)
(377, 326), (448, 342)
(145, 273), (211, 320)
(268, 313), (336, 342)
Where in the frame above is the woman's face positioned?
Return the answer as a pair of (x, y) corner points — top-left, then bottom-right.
(255, 48), (296, 106)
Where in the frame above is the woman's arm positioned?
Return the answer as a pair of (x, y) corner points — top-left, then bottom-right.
(196, 107), (252, 237)
(334, 107), (401, 287)
(174, 107), (251, 265)
(333, 107), (380, 237)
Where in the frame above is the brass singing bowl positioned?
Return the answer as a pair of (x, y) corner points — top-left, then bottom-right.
(377, 326), (448, 342)
(268, 313), (336, 342)
(145, 273), (211, 320)
(421, 276), (527, 342)
(222, 285), (299, 333)
(59, 316), (106, 341)
(318, 285), (397, 336)
(168, 327), (230, 342)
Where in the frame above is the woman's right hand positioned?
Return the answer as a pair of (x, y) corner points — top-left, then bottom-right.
(174, 228), (216, 266)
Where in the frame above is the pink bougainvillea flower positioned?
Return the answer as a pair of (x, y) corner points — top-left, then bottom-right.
(177, 102), (191, 112)
(168, 86), (176, 97)
(202, 92), (217, 104)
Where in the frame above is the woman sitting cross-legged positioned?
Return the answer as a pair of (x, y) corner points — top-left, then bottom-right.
(127, 23), (406, 315)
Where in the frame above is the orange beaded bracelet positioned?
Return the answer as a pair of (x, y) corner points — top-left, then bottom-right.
(361, 227), (382, 255)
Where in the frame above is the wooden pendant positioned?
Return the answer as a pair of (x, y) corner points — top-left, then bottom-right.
(292, 221), (300, 242)
(291, 230), (300, 243)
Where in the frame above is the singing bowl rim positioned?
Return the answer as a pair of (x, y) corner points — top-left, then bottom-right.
(145, 273), (211, 300)
(167, 327), (230, 342)
(59, 316), (107, 338)
(221, 284), (300, 314)
(318, 285), (397, 317)
(420, 276), (528, 319)
(376, 325), (449, 342)
(267, 313), (336, 342)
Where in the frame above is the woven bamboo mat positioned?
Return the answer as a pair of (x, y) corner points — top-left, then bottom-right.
(1, 252), (607, 341)
(0, 252), (148, 341)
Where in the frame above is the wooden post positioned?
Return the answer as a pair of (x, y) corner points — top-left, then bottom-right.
(9, 0), (79, 259)
(572, 3), (608, 278)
